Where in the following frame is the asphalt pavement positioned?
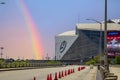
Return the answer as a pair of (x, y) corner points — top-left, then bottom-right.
(0, 65), (96, 80)
(0, 65), (119, 80)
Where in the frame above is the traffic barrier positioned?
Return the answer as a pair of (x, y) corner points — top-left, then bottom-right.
(34, 76), (36, 80)
(58, 71), (61, 79)
(54, 72), (58, 80)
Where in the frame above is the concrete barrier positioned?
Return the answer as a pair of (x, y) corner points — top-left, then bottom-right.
(99, 66), (118, 80)
(104, 76), (117, 80)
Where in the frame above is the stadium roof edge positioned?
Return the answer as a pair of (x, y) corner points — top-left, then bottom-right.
(57, 30), (77, 36)
(76, 23), (120, 31)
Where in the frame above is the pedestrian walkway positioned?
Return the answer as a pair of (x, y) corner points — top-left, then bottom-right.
(109, 66), (120, 80)
(96, 70), (103, 80)
(96, 66), (120, 80)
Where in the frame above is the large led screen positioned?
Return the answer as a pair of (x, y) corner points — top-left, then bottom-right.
(107, 31), (120, 58)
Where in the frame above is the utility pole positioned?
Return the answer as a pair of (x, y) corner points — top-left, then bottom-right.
(46, 53), (50, 60)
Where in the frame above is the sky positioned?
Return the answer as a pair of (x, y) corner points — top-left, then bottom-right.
(0, 0), (120, 60)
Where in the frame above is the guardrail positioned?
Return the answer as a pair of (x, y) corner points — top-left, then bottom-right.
(0, 64), (63, 72)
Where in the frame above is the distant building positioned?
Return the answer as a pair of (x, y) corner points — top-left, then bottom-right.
(55, 20), (120, 60)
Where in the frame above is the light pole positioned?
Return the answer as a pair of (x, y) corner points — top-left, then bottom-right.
(0, 2), (5, 59)
(0, 2), (5, 4)
(0, 47), (4, 58)
(104, 0), (109, 71)
(86, 19), (102, 58)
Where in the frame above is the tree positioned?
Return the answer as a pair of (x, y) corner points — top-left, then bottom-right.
(0, 59), (5, 68)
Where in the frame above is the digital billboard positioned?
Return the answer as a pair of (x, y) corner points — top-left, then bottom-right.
(107, 31), (120, 58)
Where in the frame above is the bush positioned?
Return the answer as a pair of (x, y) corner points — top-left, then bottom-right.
(115, 56), (120, 64)
(47, 60), (60, 65)
(85, 59), (96, 65)
(85, 55), (100, 65)
(0, 59), (5, 68)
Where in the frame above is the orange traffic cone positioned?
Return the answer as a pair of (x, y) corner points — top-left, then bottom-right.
(62, 71), (64, 77)
(54, 72), (58, 80)
(49, 73), (52, 80)
(69, 69), (71, 74)
(47, 74), (50, 80)
(73, 68), (75, 73)
(68, 69), (70, 75)
(65, 70), (67, 76)
(71, 69), (73, 73)
(58, 71), (61, 79)
(81, 67), (83, 70)
(78, 67), (80, 71)
(34, 76), (36, 80)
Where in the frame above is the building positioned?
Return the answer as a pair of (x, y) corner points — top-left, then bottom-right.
(55, 19), (120, 61)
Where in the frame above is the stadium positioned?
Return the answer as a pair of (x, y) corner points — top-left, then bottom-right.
(55, 19), (120, 61)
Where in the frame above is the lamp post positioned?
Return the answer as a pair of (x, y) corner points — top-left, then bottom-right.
(0, 47), (4, 58)
(104, 0), (109, 71)
(0, 2), (5, 59)
(86, 19), (102, 58)
(0, 2), (5, 4)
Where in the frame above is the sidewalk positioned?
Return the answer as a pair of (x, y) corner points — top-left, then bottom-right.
(109, 66), (120, 80)
(96, 70), (103, 80)
(96, 66), (120, 80)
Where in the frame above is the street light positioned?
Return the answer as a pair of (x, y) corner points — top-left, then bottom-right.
(0, 2), (5, 4)
(104, 0), (109, 71)
(0, 47), (4, 58)
(0, 2), (5, 59)
(86, 19), (102, 58)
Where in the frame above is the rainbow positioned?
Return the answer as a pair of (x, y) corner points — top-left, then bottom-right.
(18, 0), (44, 59)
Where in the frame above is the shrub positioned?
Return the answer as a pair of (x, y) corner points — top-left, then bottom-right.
(115, 56), (120, 64)
(85, 59), (96, 65)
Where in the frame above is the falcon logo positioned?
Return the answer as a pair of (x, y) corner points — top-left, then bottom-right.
(60, 41), (67, 53)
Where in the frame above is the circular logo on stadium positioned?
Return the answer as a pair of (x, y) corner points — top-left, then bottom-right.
(60, 41), (67, 53)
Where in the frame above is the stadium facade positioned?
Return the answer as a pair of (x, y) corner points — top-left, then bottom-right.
(55, 19), (120, 61)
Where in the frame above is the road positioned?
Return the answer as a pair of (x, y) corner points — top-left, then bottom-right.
(0, 65), (96, 80)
